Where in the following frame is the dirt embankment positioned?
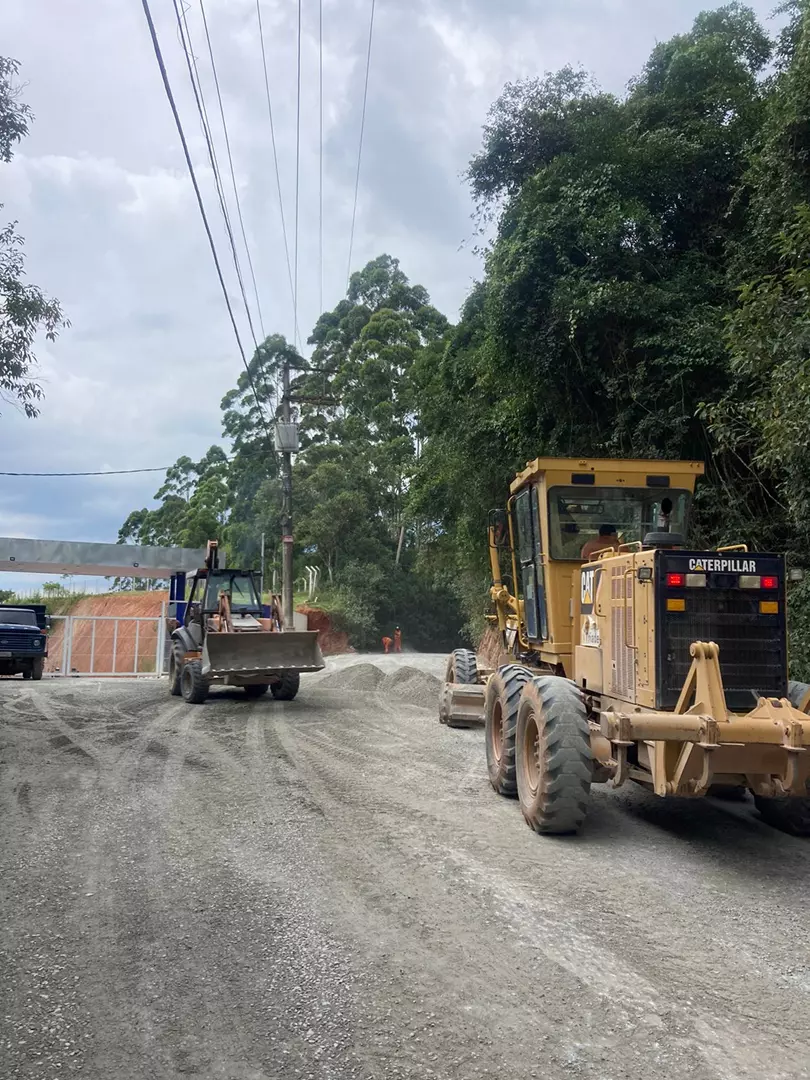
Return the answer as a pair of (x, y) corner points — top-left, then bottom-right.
(46, 593), (167, 674)
(477, 625), (511, 670)
(295, 605), (352, 656)
(45, 594), (351, 673)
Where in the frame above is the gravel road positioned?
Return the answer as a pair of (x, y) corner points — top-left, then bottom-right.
(1, 658), (809, 1080)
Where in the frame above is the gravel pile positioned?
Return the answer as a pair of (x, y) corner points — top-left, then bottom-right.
(318, 663), (442, 711)
(379, 666), (443, 710)
(318, 663), (385, 692)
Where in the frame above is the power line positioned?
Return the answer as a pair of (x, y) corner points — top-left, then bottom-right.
(173, 0), (260, 353)
(346, 0), (376, 291)
(0, 445), (280, 479)
(0, 466), (174, 478)
(293, 0), (302, 344)
(173, 1), (278, 419)
(197, 0), (266, 341)
(319, 0), (324, 316)
(139, 0), (271, 441)
(255, 0), (300, 350)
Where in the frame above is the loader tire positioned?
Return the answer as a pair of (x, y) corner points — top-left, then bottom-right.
(445, 649), (478, 685)
(271, 672), (300, 701)
(515, 676), (592, 835)
(244, 684), (270, 698)
(485, 665), (533, 797)
(181, 660), (209, 704)
(168, 644), (184, 697)
(754, 793), (810, 837)
(787, 680), (810, 713)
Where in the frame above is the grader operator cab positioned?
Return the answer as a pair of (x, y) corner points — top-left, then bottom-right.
(169, 541), (324, 704)
(440, 458), (810, 837)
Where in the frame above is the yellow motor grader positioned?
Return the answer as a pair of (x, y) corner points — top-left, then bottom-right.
(439, 458), (810, 836)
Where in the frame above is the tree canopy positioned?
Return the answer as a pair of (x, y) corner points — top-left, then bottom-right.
(116, 3), (810, 668)
(0, 58), (67, 417)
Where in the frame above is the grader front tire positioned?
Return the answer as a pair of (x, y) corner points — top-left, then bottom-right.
(515, 676), (592, 835)
(485, 665), (533, 797)
(445, 649), (478, 685)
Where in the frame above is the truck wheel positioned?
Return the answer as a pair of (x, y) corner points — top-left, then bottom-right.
(244, 684), (270, 698)
(31, 658), (44, 681)
(485, 665), (533, 797)
(788, 680), (810, 713)
(272, 672), (300, 701)
(515, 676), (592, 835)
(754, 794), (810, 837)
(181, 660), (209, 704)
(445, 649), (478, 685)
(168, 644), (184, 696)
(22, 670), (31, 680)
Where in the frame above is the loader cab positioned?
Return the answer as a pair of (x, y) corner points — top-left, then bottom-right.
(186, 570), (263, 620)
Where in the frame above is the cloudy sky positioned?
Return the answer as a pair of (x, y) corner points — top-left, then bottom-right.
(0, 0), (783, 590)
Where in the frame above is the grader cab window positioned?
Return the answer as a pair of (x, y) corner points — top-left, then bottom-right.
(549, 487), (691, 560)
(511, 487), (548, 641)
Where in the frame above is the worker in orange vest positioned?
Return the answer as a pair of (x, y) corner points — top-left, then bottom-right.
(394, 626), (402, 653)
(382, 635), (393, 654)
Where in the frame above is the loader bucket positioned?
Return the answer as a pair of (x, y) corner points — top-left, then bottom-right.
(202, 631), (325, 678)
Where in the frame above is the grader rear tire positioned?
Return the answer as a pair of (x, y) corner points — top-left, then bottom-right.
(485, 665), (533, 797)
(515, 676), (592, 835)
(754, 794), (810, 837)
(445, 649), (478, 685)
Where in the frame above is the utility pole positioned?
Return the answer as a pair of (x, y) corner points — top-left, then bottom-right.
(280, 354), (295, 630)
(259, 531), (266, 602)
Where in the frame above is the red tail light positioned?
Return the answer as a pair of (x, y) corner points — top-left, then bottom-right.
(666, 572), (684, 587)
(761, 575), (778, 590)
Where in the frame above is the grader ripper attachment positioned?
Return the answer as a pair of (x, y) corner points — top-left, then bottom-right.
(169, 541), (324, 704)
(439, 457), (810, 837)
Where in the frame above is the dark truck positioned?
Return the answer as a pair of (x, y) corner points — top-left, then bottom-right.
(0, 605), (49, 680)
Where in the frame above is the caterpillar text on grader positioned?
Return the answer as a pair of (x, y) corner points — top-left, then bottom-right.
(169, 541), (324, 704)
(439, 458), (810, 836)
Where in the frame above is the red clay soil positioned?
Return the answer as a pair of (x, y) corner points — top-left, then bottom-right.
(44, 593), (351, 674)
(477, 625), (512, 670)
(46, 592), (168, 675)
(296, 605), (352, 656)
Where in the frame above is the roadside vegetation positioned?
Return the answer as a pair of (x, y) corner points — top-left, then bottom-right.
(6, 3), (810, 662)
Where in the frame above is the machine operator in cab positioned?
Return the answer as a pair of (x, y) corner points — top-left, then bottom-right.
(581, 523), (619, 561)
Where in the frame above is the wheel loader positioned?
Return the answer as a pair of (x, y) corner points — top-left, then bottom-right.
(439, 458), (810, 837)
(169, 542), (324, 704)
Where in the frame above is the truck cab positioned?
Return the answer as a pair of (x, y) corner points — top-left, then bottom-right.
(0, 604), (49, 680)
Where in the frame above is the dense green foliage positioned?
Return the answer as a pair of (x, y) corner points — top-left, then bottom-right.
(0, 58), (67, 416)
(120, 4), (810, 668)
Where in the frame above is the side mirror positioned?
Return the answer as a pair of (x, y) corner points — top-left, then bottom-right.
(489, 508), (510, 550)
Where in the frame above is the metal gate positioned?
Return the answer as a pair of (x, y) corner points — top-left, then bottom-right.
(45, 611), (167, 677)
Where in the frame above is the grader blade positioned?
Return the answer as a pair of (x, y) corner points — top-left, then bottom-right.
(439, 681), (486, 727)
(202, 630), (325, 678)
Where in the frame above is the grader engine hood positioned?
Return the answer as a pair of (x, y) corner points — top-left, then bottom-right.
(655, 550), (787, 711)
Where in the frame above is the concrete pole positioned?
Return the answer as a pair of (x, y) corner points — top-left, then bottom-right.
(281, 355), (294, 630)
(259, 531), (266, 602)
